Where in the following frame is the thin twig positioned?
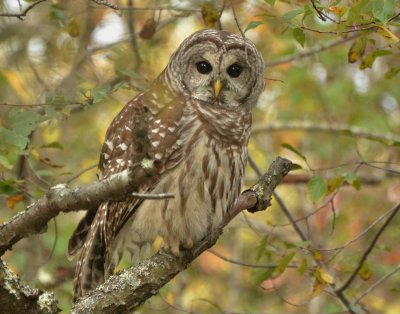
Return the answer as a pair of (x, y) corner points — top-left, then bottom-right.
(0, 0), (46, 20)
(91, 0), (119, 10)
(265, 33), (360, 67)
(336, 203), (400, 294)
(274, 191), (308, 242)
(231, 1), (245, 38)
(318, 204), (400, 252)
(126, 0), (142, 66)
(252, 120), (400, 144)
(208, 248), (297, 269)
(310, 0), (326, 21)
(66, 164), (98, 184)
(354, 264), (400, 304)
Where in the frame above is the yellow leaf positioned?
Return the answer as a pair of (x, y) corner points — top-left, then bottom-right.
(31, 148), (41, 160)
(67, 18), (80, 38)
(328, 6), (346, 17)
(6, 194), (24, 210)
(319, 268), (334, 285)
(375, 25), (400, 45)
(358, 262), (372, 281)
(311, 279), (323, 298)
(313, 250), (323, 262)
(348, 37), (366, 63)
(3, 70), (30, 102)
(201, 3), (219, 27)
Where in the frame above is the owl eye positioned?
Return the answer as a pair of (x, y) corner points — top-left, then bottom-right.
(227, 63), (242, 78)
(196, 61), (213, 74)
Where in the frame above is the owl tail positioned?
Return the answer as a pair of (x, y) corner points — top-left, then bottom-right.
(68, 209), (97, 258)
(72, 206), (108, 301)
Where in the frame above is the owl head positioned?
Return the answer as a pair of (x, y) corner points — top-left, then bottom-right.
(165, 29), (265, 110)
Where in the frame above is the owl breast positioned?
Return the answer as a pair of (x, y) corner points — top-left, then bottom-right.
(111, 99), (251, 262)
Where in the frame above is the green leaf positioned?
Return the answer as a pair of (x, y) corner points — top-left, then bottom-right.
(255, 236), (268, 262)
(264, 0), (276, 6)
(345, 172), (361, 191)
(41, 141), (64, 150)
(281, 143), (307, 161)
(275, 251), (296, 274)
(9, 108), (42, 137)
(35, 170), (54, 177)
(0, 127), (29, 149)
(373, 0), (395, 23)
(307, 175), (328, 203)
(360, 50), (392, 69)
(0, 155), (13, 170)
(292, 28), (305, 47)
(373, 0), (385, 23)
(0, 179), (18, 195)
(252, 268), (275, 285)
(384, 66), (400, 79)
(244, 21), (264, 32)
(281, 8), (305, 22)
(327, 175), (345, 193)
(92, 85), (111, 104)
(298, 258), (308, 275)
(348, 36), (366, 63)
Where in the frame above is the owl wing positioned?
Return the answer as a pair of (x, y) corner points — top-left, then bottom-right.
(71, 79), (188, 299)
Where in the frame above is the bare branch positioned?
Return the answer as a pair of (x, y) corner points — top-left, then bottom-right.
(0, 0), (46, 20)
(0, 160), (156, 255)
(208, 248), (298, 269)
(336, 203), (400, 294)
(71, 157), (292, 313)
(126, 0), (142, 66)
(355, 264), (400, 305)
(231, 1), (245, 39)
(252, 120), (400, 144)
(265, 33), (360, 67)
(91, 0), (119, 10)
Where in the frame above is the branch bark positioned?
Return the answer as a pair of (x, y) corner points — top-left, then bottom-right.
(71, 157), (292, 314)
(0, 260), (59, 314)
(0, 160), (156, 255)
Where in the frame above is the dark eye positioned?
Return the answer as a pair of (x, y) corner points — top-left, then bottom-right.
(227, 63), (242, 78)
(196, 61), (212, 74)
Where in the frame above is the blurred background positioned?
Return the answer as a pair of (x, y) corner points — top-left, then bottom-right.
(0, 0), (399, 313)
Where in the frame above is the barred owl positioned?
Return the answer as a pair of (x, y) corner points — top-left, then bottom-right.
(69, 29), (265, 299)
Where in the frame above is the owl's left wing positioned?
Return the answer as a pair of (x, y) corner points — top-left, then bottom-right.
(71, 83), (187, 299)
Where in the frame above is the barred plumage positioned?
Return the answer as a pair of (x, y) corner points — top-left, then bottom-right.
(69, 29), (264, 300)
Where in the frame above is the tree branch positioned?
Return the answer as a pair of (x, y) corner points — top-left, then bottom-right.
(0, 260), (59, 314)
(71, 156), (292, 314)
(0, 160), (156, 255)
(252, 120), (400, 144)
(265, 33), (360, 67)
(336, 203), (400, 294)
(0, 0), (46, 20)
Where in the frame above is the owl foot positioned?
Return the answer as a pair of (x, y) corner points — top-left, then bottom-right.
(163, 237), (193, 256)
(163, 238), (181, 256)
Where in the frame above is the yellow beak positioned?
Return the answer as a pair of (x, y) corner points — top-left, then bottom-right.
(214, 79), (222, 98)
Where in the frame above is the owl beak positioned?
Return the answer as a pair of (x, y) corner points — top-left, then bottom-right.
(213, 79), (222, 98)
